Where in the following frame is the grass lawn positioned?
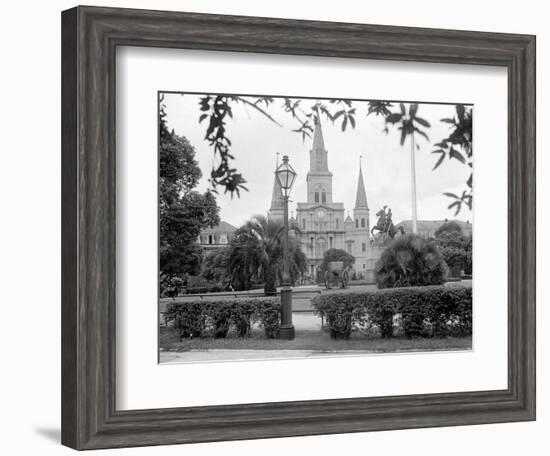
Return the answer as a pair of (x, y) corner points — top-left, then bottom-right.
(160, 326), (472, 353)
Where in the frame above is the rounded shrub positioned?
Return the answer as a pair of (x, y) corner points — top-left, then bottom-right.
(375, 234), (449, 289)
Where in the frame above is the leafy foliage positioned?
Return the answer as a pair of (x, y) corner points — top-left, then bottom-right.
(255, 298), (282, 339)
(231, 300), (258, 337)
(228, 215), (307, 294)
(375, 234), (449, 289)
(159, 99), (220, 294)
(366, 101), (394, 117)
(431, 105), (473, 214)
(167, 301), (206, 338)
(159, 106), (201, 210)
(164, 297), (281, 339)
(201, 248), (232, 285)
(434, 220), (463, 237)
(319, 248), (355, 274)
(180, 95), (404, 196)
(311, 285), (472, 339)
(165, 94), (472, 215)
(160, 189), (219, 287)
(385, 102), (431, 146)
(434, 228), (472, 276)
(198, 95), (253, 196)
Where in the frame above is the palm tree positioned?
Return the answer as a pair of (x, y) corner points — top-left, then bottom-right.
(229, 215), (307, 294)
(375, 234), (449, 289)
(386, 103), (431, 234)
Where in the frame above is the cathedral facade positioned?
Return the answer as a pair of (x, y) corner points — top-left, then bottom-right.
(268, 116), (380, 281)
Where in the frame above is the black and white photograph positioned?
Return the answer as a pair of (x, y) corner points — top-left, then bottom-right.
(0, 0), (543, 453)
(158, 92), (473, 363)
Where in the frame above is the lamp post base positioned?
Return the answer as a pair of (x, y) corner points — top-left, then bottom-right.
(279, 324), (295, 340)
(279, 286), (295, 340)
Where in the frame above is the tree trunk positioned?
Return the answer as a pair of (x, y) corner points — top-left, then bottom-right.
(264, 262), (278, 295)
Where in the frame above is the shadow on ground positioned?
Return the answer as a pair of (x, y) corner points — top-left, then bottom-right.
(35, 427), (60, 443)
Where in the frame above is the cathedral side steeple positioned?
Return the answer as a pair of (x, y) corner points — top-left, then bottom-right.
(268, 156), (284, 220)
(353, 157), (370, 232)
(354, 159), (369, 210)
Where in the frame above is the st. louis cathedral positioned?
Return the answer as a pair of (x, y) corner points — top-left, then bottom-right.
(268, 116), (380, 281)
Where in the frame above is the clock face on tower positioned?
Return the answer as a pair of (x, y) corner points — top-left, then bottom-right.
(317, 209), (326, 219)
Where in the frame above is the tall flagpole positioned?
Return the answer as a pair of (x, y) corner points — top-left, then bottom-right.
(410, 134), (418, 234)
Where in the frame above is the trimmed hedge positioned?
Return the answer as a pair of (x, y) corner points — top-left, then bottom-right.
(164, 297), (280, 339)
(311, 285), (472, 340)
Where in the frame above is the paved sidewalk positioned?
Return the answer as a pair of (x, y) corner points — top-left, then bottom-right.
(159, 349), (352, 363)
(159, 345), (468, 363)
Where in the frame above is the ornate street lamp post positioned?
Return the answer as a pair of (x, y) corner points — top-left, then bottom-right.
(275, 155), (297, 340)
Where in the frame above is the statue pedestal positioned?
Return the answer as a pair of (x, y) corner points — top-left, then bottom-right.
(373, 232), (389, 247)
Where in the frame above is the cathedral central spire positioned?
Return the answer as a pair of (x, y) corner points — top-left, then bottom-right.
(309, 114), (329, 173)
(306, 111), (333, 205)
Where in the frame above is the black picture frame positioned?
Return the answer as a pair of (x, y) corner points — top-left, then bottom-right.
(61, 5), (536, 450)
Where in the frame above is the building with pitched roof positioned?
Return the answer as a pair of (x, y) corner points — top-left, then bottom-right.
(395, 219), (472, 238)
(198, 221), (237, 252)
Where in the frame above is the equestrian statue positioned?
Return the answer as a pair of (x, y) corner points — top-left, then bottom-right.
(370, 206), (405, 240)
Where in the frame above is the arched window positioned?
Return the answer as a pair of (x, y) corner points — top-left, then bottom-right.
(335, 218), (339, 229)
(314, 185), (326, 204)
(329, 236), (333, 248)
(361, 218), (365, 228)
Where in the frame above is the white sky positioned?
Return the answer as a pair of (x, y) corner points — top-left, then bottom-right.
(162, 93), (472, 228)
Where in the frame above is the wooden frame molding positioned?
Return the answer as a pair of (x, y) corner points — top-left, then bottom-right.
(61, 6), (536, 450)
